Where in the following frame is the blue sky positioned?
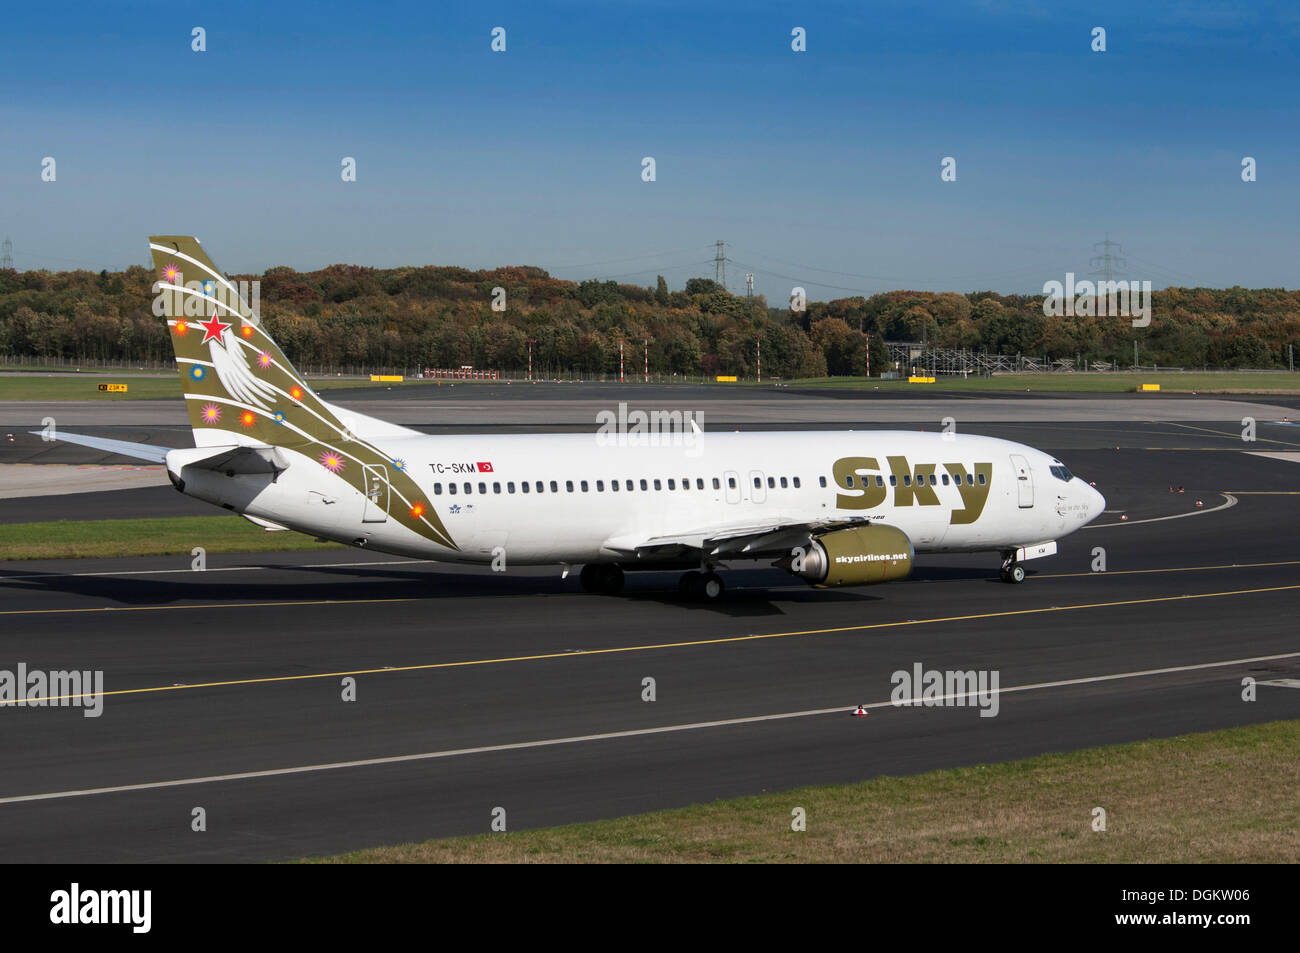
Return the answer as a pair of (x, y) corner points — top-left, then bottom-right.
(2, 0), (1296, 298)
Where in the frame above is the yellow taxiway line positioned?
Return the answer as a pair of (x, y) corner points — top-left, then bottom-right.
(6, 581), (1300, 707)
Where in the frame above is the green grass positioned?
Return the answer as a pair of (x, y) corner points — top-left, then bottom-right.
(0, 375), (183, 401)
(299, 719), (1300, 863)
(0, 515), (344, 560)
(0, 374), (415, 401)
(779, 371), (1300, 393)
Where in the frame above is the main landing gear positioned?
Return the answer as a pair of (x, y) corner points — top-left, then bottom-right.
(999, 552), (1026, 584)
(678, 570), (725, 601)
(579, 563), (624, 595)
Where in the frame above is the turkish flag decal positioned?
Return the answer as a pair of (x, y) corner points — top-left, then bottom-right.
(477, 462), (494, 473)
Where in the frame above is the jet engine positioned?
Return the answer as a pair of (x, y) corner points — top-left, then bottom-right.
(780, 524), (914, 587)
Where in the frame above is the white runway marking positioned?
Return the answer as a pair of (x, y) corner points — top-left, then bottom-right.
(2, 649), (1297, 806)
(1086, 493), (1236, 528)
(0, 558), (437, 581)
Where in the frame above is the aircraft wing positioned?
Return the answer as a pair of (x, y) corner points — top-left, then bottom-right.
(602, 515), (874, 561)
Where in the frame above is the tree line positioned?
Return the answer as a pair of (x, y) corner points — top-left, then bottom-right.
(1, 264), (1296, 376)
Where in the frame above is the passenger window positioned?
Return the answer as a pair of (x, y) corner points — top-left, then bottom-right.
(536, 481), (544, 493)
(966, 473), (974, 485)
(846, 475), (855, 487)
(903, 475), (911, 486)
(696, 478), (704, 489)
(875, 476), (884, 487)
(464, 482), (473, 494)
(596, 480), (604, 492)
(767, 477), (775, 488)
(668, 479), (676, 490)
(521, 482), (530, 493)
(929, 474), (937, 486)
(977, 473), (986, 485)
(753, 477), (761, 488)
(941, 474), (949, 486)
(890, 475), (897, 486)
(819, 476), (827, 488)
(653, 479), (662, 490)
(728, 477), (736, 489)
(626, 480), (633, 491)
(449, 483), (457, 495)
(566, 480), (574, 492)
(780, 477), (787, 488)
(433, 483), (443, 495)
(478, 482), (486, 494)
(712, 478), (720, 490)
(610, 480), (618, 492)
(550, 481), (558, 493)
(493, 482), (501, 494)
(580, 480), (588, 492)
(640, 479), (648, 490)
(793, 477), (801, 488)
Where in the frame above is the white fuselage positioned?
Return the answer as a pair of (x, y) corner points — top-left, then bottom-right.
(170, 429), (1106, 565)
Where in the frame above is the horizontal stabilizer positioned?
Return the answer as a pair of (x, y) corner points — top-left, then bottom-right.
(166, 445), (288, 474)
(30, 431), (171, 464)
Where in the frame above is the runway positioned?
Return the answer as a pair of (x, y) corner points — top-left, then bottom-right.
(0, 399), (1298, 861)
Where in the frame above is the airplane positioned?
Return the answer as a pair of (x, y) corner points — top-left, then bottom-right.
(41, 236), (1106, 601)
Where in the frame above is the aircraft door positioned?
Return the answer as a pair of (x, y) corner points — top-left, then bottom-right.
(1009, 454), (1033, 508)
(362, 464), (389, 522)
(724, 470), (741, 504)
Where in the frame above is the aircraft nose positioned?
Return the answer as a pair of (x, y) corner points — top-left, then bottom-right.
(1085, 483), (1106, 521)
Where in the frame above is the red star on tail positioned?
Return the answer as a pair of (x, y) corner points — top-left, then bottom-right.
(199, 314), (230, 344)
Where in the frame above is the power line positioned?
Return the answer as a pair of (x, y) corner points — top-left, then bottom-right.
(589, 259), (716, 281)
(729, 246), (1059, 286)
(545, 244), (714, 271)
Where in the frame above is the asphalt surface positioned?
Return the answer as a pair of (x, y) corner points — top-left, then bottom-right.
(0, 402), (1298, 862)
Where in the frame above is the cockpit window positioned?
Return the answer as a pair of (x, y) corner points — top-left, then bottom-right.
(1049, 464), (1073, 482)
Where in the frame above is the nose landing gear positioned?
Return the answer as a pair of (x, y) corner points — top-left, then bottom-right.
(999, 552), (1026, 584)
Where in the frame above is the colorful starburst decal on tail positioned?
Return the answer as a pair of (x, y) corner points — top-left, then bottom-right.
(319, 451), (345, 473)
(201, 403), (221, 424)
(163, 263), (181, 284)
(239, 411), (257, 428)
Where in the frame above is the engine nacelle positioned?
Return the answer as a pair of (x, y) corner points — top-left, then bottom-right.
(784, 524), (914, 587)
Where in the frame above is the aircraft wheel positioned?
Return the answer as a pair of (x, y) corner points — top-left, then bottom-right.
(597, 564), (625, 595)
(1001, 564), (1026, 584)
(698, 572), (725, 601)
(579, 564), (600, 593)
